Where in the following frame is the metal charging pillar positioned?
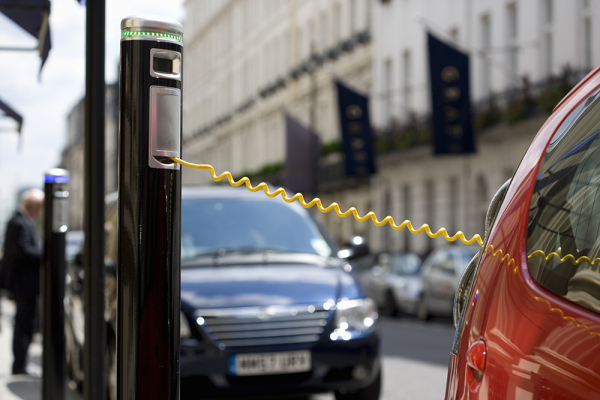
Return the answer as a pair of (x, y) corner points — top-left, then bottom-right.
(117, 16), (183, 400)
(42, 169), (69, 400)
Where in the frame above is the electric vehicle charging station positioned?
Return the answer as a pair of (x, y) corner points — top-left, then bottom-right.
(42, 168), (69, 400)
(118, 16), (182, 400)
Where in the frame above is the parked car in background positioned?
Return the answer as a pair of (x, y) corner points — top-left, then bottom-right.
(359, 253), (423, 316)
(65, 230), (84, 262)
(418, 246), (478, 321)
(66, 188), (381, 400)
(446, 66), (600, 398)
(64, 196), (118, 396)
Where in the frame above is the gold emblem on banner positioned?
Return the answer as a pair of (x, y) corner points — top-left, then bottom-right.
(441, 66), (460, 82)
(346, 105), (363, 119)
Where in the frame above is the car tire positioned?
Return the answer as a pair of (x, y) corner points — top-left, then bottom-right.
(64, 323), (76, 386)
(381, 291), (398, 317)
(334, 370), (381, 400)
(417, 293), (431, 321)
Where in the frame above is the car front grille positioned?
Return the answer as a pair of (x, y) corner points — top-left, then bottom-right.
(195, 304), (330, 348)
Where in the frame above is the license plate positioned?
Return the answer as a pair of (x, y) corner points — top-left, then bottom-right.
(229, 350), (311, 376)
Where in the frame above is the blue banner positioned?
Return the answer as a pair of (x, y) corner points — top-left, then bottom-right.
(336, 81), (376, 176)
(0, 98), (23, 134)
(284, 114), (319, 195)
(0, 0), (52, 70)
(427, 32), (475, 155)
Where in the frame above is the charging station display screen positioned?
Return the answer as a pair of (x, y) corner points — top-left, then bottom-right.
(153, 57), (174, 74)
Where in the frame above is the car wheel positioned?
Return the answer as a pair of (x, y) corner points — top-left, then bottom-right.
(417, 293), (431, 321)
(381, 291), (398, 317)
(65, 321), (83, 391)
(334, 370), (381, 400)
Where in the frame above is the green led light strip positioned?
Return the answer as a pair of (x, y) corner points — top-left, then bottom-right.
(121, 30), (182, 42)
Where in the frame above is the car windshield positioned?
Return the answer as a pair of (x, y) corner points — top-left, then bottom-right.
(181, 195), (333, 262)
(390, 254), (421, 275)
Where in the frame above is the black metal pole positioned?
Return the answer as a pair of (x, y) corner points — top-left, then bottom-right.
(83, 0), (106, 399)
(117, 16), (183, 400)
(42, 169), (69, 400)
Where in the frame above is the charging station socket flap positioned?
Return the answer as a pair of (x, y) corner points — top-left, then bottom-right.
(149, 85), (181, 169)
(52, 186), (69, 233)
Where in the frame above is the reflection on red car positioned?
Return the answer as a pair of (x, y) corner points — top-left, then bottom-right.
(447, 66), (600, 399)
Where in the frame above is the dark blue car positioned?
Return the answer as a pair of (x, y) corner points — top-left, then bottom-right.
(65, 186), (380, 400)
(178, 187), (380, 399)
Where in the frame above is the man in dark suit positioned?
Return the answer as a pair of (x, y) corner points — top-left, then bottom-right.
(2, 188), (44, 375)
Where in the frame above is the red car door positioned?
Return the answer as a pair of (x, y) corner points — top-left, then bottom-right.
(447, 67), (600, 399)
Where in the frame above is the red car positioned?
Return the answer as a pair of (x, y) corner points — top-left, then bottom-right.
(446, 66), (600, 399)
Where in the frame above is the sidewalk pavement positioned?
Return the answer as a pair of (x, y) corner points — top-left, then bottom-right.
(0, 298), (81, 400)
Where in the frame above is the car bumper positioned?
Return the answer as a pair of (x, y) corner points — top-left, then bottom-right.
(392, 289), (420, 315)
(395, 297), (417, 314)
(180, 331), (380, 397)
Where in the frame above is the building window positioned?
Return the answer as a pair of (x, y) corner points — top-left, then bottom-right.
(449, 177), (459, 236)
(542, 0), (553, 76)
(403, 185), (412, 252)
(226, 73), (232, 111)
(506, 2), (518, 84)
(582, 0), (593, 70)
(425, 181), (435, 252)
(366, 0), (372, 30)
(297, 27), (303, 63)
(286, 30), (292, 71)
(243, 59), (250, 100)
(384, 58), (393, 126)
(309, 19), (316, 54)
(476, 175), (488, 234)
(274, 38), (281, 78)
(350, 0), (357, 34)
(334, 3), (342, 43)
(321, 13), (329, 51)
(263, 44), (270, 85)
(402, 50), (412, 119)
(480, 14), (492, 98)
(384, 190), (393, 251)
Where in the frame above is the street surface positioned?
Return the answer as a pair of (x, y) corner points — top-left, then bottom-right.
(314, 316), (455, 400)
(0, 298), (454, 400)
(0, 298), (81, 400)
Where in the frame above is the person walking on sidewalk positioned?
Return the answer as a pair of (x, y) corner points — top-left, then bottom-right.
(2, 189), (44, 375)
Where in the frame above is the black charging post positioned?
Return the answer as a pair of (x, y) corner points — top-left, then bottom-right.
(42, 168), (69, 400)
(117, 15), (183, 400)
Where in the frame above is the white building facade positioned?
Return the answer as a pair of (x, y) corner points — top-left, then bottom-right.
(363, 0), (600, 254)
(372, 0), (597, 127)
(182, 0), (372, 182)
(60, 83), (119, 231)
(181, 0), (600, 255)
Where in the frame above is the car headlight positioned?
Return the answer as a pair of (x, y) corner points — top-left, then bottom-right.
(181, 312), (191, 338)
(403, 280), (422, 298)
(330, 298), (378, 340)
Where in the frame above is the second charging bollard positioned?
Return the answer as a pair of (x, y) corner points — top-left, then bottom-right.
(117, 16), (182, 400)
(42, 169), (69, 400)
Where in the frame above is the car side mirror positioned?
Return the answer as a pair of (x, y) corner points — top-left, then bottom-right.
(337, 236), (370, 260)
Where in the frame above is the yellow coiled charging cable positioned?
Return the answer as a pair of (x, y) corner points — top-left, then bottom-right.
(170, 157), (483, 246)
(170, 157), (600, 338)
